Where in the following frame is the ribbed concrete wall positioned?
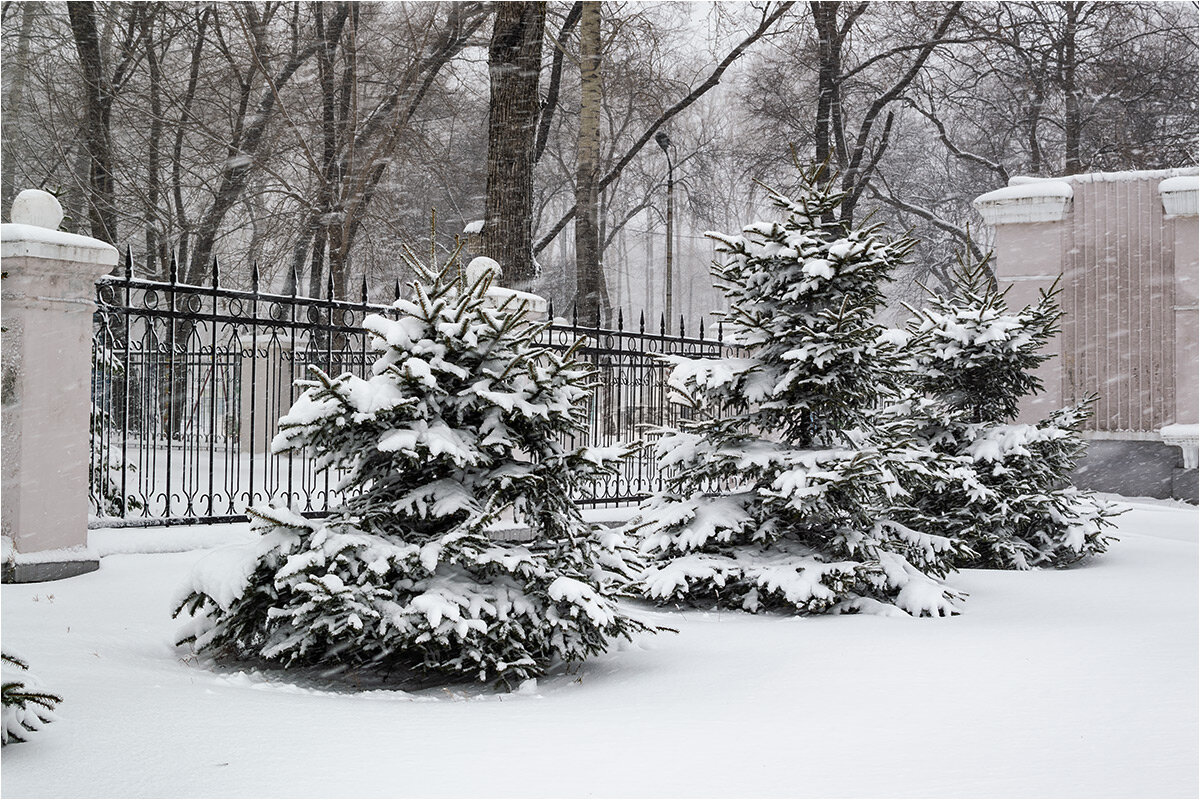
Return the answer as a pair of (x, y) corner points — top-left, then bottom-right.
(975, 168), (1199, 501)
(1059, 174), (1177, 432)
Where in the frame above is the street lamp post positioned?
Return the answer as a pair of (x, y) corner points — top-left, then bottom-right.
(655, 131), (674, 325)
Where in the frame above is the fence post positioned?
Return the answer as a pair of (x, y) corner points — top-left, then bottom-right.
(2, 190), (118, 582)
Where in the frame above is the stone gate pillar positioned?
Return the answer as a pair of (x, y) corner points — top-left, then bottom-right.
(2, 190), (118, 582)
(1160, 175), (1199, 502)
(1161, 175), (1199, 427)
(972, 179), (1074, 423)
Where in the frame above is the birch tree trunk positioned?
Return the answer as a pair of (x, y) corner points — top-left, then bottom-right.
(574, 0), (605, 325)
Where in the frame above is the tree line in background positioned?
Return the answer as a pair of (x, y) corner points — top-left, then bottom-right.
(2, 0), (1195, 323)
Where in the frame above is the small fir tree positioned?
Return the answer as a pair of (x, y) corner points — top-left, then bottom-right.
(175, 253), (648, 687)
(90, 348), (141, 517)
(896, 259), (1117, 568)
(629, 172), (967, 617)
(2, 651), (61, 746)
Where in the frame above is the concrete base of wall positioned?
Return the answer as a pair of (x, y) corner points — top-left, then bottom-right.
(1172, 468), (1199, 504)
(1073, 438), (1197, 503)
(1, 559), (99, 584)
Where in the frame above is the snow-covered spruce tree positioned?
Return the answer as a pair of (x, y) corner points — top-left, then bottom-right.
(895, 259), (1116, 569)
(629, 172), (969, 617)
(2, 651), (61, 746)
(174, 254), (648, 687)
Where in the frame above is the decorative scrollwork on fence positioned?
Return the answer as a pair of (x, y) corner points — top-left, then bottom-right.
(90, 252), (732, 526)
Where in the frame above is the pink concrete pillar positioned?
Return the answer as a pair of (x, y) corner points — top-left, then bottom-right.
(1161, 176), (1198, 426)
(2, 190), (118, 582)
(972, 180), (1074, 423)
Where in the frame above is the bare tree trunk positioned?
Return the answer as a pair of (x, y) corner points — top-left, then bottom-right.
(306, 1), (347, 300)
(574, 1), (604, 325)
(328, 4), (358, 304)
(534, 1), (582, 164)
(141, 9), (166, 277)
(1, 2), (36, 215)
(811, 1), (840, 182)
(1027, 79), (1046, 174)
(483, 1), (546, 290)
(1062, 1), (1083, 175)
(534, 1), (794, 258)
(68, 0), (118, 243)
(171, 6), (209, 279)
(185, 5), (347, 286)
(337, 4), (491, 280)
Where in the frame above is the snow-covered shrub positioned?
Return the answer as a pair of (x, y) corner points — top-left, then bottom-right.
(174, 254), (648, 687)
(895, 259), (1118, 568)
(2, 651), (61, 746)
(90, 450), (141, 518)
(628, 171), (969, 617)
(89, 349), (141, 517)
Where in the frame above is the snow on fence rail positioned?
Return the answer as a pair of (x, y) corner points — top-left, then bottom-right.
(89, 251), (728, 527)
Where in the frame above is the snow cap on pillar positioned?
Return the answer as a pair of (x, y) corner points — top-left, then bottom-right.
(973, 178), (1074, 225)
(1160, 175), (1198, 218)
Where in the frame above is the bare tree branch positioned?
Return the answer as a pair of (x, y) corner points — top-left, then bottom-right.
(533, 0), (796, 256)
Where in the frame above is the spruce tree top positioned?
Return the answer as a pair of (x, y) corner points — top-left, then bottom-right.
(270, 254), (624, 542)
(697, 172), (914, 445)
(903, 260), (1060, 424)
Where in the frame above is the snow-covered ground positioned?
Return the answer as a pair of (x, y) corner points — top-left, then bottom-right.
(3, 498), (1196, 798)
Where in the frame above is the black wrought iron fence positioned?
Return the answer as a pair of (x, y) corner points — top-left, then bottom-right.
(89, 252), (730, 527)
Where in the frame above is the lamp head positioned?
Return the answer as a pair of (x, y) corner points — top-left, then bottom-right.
(654, 131), (672, 153)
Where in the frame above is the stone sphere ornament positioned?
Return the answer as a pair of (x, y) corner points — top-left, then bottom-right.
(465, 256), (502, 285)
(10, 189), (64, 231)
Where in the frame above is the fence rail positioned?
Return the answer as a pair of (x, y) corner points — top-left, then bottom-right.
(90, 253), (728, 527)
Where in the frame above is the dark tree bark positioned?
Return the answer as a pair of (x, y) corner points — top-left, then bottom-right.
(141, 8), (167, 277)
(534, 1), (582, 164)
(305, 1), (352, 299)
(483, 1), (546, 290)
(170, 5), (209, 278)
(811, 1), (847, 183)
(843, 5), (961, 223)
(292, 3), (488, 299)
(67, 1), (118, 243)
(1062, 1), (1083, 174)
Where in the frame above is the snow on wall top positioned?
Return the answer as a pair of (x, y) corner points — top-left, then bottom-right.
(463, 220), (484, 235)
(1159, 175), (1199, 218)
(979, 181), (1074, 200)
(972, 181), (1073, 225)
(975, 167), (1200, 226)
(1010, 166), (1198, 186)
